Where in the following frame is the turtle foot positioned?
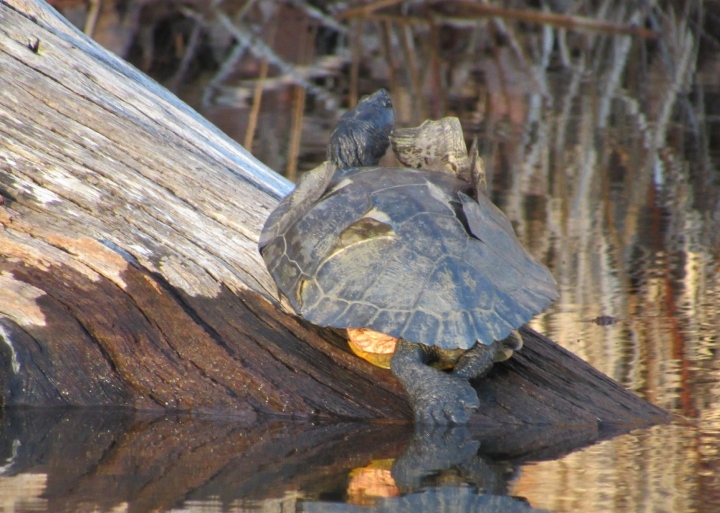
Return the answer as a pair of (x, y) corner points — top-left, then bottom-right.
(411, 373), (480, 425)
(391, 339), (480, 424)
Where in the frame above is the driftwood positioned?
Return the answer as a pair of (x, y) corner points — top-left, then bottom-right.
(0, 0), (668, 430)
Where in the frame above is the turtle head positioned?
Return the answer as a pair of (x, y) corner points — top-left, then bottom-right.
(327, 89), (395, 170)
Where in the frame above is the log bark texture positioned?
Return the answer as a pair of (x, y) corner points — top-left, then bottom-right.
(0, 0), (668, 427)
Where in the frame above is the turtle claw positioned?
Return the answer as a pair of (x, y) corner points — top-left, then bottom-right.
(413, 374), (480, 425)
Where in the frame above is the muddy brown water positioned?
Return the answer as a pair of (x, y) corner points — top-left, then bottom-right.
(4, 1), (718, 511)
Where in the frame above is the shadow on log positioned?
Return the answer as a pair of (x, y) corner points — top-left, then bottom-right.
(0, 0), (668, 430)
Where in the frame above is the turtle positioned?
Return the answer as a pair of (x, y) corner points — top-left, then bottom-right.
(259, 89), (558, 424)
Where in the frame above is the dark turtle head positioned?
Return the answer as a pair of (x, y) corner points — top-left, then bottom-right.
(327, 89), (395, 170)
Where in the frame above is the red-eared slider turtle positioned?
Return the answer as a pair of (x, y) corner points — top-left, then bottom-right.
(259, 90), (558, 424)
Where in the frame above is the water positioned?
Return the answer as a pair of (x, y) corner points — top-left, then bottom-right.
(0, 410), (716, 512)
(4, 1), (720, 511)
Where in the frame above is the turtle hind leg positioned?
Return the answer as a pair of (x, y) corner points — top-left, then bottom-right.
(451, 341), (498, 380)
(391, 339), (480, 425)
(493, 330), (523, 362)
(452, 330), (523, 379)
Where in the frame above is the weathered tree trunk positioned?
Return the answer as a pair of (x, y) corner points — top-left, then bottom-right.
(0, 0), (668, 427)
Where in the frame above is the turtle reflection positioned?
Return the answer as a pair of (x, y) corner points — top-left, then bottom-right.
(304, 425), (546, 513)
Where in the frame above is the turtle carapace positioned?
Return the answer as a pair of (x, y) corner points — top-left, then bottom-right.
(259, 90), (558, 424)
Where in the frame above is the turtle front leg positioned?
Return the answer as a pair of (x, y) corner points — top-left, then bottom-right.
(391, 339), (480, 424)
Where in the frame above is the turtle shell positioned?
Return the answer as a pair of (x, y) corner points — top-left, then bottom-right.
(260, 165), (557, 350)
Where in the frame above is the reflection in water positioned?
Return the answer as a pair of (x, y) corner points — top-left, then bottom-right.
(0, 409), (713, 512)
(0, 409), (402, 513)
(31, 0), (720, 511)
(0, 409), (588, 513)
(0, 410), (552, 512)
(390, 426), (512, 493)
(514, 422), (720, 513)
(0, 473), (46, 512)
(301, 487), (547, 513)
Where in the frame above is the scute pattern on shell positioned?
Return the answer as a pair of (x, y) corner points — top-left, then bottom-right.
(260, 165), (557, 350)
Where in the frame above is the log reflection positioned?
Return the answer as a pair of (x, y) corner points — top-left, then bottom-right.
(0, 409), (625, 512)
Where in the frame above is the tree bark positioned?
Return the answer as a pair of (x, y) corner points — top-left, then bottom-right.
(0, 0), (668, 427)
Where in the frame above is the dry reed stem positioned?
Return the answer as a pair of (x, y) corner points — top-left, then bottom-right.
(244, 16), (278, 153)
(167, 20), (203, 92)
(336, 0), (405, 20)
(399, 23), (422, 123)
(428, 22), (443, 119)
(337, 1), (659, 39)
(244, 57), (270, 153)
(379, 20), (398, 93)
(286, 85), (306, 181)
(350, 18), (363, 109)
(83, 0), (101, 37)
(286, 24), (317, 180)
(451, 1), (658, 39)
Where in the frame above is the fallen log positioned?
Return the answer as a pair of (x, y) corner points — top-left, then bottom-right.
(0, 0), (668, 428)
